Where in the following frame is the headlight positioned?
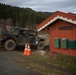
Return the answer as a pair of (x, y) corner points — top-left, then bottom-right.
(36, 41), (38, 44)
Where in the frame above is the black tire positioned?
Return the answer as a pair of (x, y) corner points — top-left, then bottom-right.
(37, 41), (45, 50)
(4, 39), (16, 51)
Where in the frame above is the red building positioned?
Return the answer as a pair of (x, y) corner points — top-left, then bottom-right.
(37, 11), (76, 57)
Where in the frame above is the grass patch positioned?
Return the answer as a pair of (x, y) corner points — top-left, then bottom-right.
(31, 53), (76, 73)
(52, 53), (76, 72)
(18, 52), (76, 75)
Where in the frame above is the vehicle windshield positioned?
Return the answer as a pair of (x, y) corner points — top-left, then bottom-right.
(9, 28), (19, 35)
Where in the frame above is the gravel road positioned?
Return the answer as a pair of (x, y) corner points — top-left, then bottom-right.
(0, 48), (42, 75)
(0, 47), (75, 75)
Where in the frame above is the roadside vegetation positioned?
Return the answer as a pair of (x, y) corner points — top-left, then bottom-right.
(18, 50), (76, 75)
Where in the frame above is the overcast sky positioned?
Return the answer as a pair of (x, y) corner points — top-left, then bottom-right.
(0, 0), (76, 13)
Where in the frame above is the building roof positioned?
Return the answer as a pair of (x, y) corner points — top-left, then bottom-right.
(37, 11), (76, 32)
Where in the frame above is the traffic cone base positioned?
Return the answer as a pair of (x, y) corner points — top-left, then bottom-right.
(27, 51), (30, 56)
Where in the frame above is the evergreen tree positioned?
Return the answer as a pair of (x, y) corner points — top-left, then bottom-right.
(0, 3), (52, 28)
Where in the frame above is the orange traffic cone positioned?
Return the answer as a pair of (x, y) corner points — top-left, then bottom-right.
(23, 43), (28, 55)
(27, 43), (31, 56)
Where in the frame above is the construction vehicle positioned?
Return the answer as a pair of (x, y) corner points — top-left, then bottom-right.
(0, 24), (48, 51)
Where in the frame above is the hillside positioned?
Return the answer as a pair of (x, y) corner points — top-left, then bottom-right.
(0, 3), (53, 29)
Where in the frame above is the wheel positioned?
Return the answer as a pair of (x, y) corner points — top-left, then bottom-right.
(4, 39), (16, 51)
(37, 41), (45, 50)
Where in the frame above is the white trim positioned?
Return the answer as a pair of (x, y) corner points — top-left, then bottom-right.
(37, 15), (76, 32)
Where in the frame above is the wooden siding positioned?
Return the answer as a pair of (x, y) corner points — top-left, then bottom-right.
(49, 20), (76, 57)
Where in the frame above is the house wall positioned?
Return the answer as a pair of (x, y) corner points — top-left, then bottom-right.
(46, 20), (76, 57)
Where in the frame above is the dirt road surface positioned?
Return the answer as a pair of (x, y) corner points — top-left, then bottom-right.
(0, 48), (42, 75)
(0, 47), (75, 75)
